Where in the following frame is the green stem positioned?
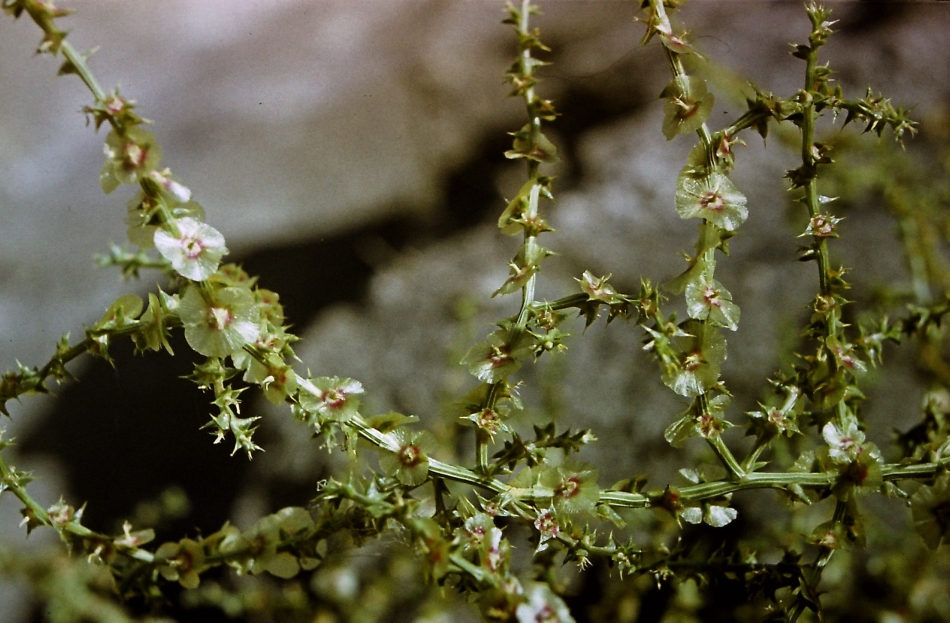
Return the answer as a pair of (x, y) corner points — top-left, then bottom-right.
(707, 435), (745, 481)
(60, 40), (107, 104)
(478, 0), (549, 471)
(3, 315), (182, 412)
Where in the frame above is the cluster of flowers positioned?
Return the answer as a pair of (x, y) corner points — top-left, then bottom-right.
(2, 2), (950, 622)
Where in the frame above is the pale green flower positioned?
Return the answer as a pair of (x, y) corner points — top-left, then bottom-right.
(126, 195), (205, 249)
(662, 320), (727, 397)
(379, 429), (437, 486)
(661, 75), (714, 140)
(462, 329), (535, 383)
(178, 285), (261, 357)
(685, 277), (740, 331)
(675, 171), (748, 231)
(910, 473), (950, 550)
(100, 127), (162, 193)
(299, 376), (364, 422)
(547, 462), (599, 516)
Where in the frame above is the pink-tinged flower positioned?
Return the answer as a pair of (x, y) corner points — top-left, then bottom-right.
(478, 525), (508, 574)
(148, 168), (192, 204)
(177, 285), (261, 358)
(533, 508), (560, 552)
(675, 171), (748, 231)
(100, 127), (162, 193)
(299, 376), (364, 422)
(810, 521), (849, 551)
(114, 520), (155, 549)
(821, 418), (883, 500)
(462, 330), (535, 384)
(464, 407), (512, 440)
(155, 217), (228, 281)
(235, 352), (297, 406)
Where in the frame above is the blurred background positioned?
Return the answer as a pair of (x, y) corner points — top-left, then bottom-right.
(2, 1), (950, 621)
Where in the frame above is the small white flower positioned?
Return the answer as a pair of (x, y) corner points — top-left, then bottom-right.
(154, 217), (228, 281)
(822, 420), (866, 464)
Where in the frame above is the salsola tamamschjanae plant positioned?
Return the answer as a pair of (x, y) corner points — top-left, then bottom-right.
(1, 0), (948, 621)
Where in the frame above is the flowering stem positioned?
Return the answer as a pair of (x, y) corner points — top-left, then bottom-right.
(800, 46), (833, 300)
(349, 417), (506, 493)
(648, 0), (746, 477)
(476, 0), (550, 474)
(648, 0), (712, 150)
